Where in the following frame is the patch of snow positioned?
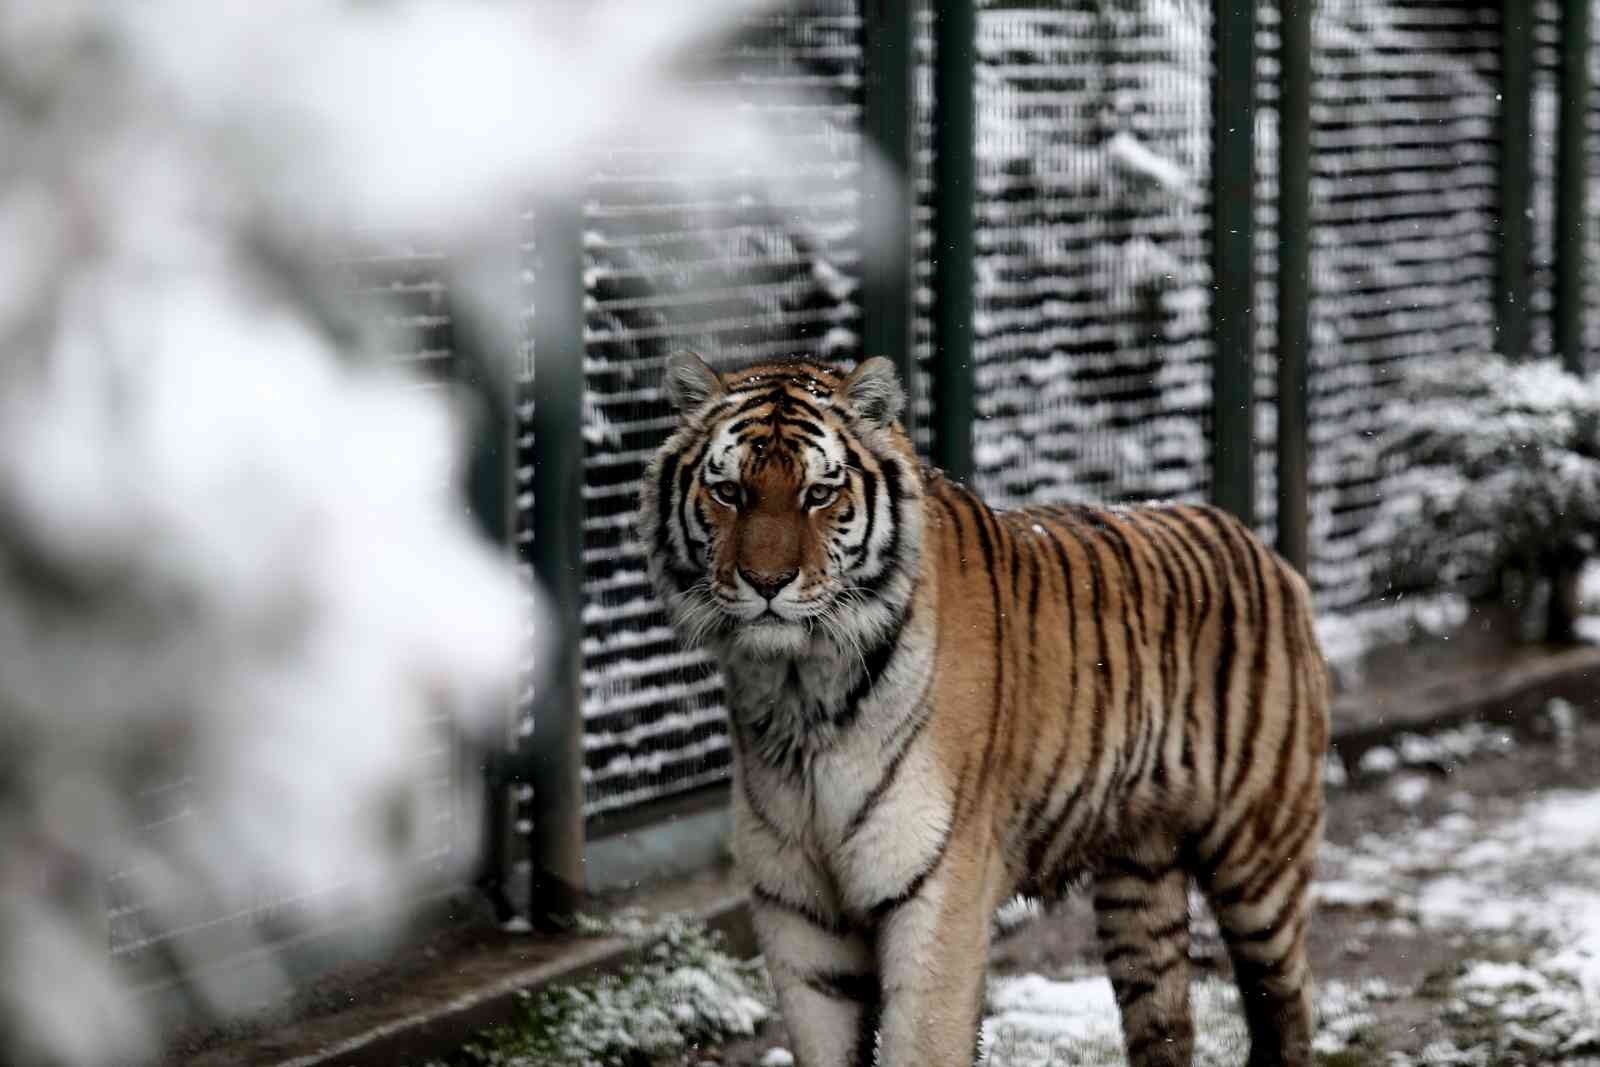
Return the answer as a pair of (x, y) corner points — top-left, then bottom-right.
(982, 973), (1389, 1066)
(1359, 746), (1400, 776)
(758, 1048), (795, 1067)
(1316, 594), (1470, 683)
(1324, 754), (1349, 789)
(1106, 131), (1199, 200)
(1313, 880), (1396, 913)
(1316, 786), (1600, 1064)
(1389, 773), (1432, 808)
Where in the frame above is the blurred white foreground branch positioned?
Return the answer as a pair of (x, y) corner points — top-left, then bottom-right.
(0, 1), (806, 1062)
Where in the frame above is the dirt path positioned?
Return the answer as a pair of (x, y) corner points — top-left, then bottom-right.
(679, 713), (1600, 1066)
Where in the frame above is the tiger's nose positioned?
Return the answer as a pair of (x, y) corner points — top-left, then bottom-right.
(739, 567), (797, 600)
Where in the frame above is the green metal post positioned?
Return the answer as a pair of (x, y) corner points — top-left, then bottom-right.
(862, 0), (918, 441)
(1276, 0), (1311, 573)
(1211, 0), (1256, 524)
(1556, 0), (1590, 374)
(1499, 0), (1534, 364)
(527, 201), (588, 919)
(451, 291), (521, 922)
(930, 0), (977, 483)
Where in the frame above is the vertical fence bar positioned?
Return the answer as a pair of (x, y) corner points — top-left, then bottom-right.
(1557, 0), (1591, 374)
(1275, 0), (1311, 572)
(930, 0), (977, 483)
(451, 298), (522, 921)
(1212, 0), (1257, 523)
(862, 0), (918, 435)
(1499, 0), (1534, 364)
(526, 200), (587, 918)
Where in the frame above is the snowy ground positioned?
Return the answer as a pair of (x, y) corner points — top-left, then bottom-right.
(656, 712), (1600, 1067)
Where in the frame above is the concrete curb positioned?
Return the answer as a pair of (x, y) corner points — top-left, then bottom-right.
(1327, 643), (1600, 770)
(206, 892), (751, 1067)
(232, 643), (1600, 1067)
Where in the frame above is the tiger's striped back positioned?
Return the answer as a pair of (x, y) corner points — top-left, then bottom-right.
(641, 353), (1329, 1067)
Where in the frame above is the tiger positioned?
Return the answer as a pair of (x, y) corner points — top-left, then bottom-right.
(639, 351), (1330, 1067)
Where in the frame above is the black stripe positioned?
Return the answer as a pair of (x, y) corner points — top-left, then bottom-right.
(1113, 978), (1158, 1007)
(860, 454), (908, 596)
(867, 850), (940, 921)
(1025, 781), (1084, 886)
(1232, 863), (1312, 945)
(1058, 519), (1117, 842)
(782, 417), (827, 439)
(1207, 802), (1320, 910)
(726, 389), (784, 418)
(675, 441), (707, 571)
(1190, 508), (1255, 796)
(844, 445), (879, 565)
(1079, 508), (1151, 642)
(834, 604), (912, 728)
(1136, 517), (1185, 786)
(1127, 1027), (1190, 1062)
(1211, 549), (1239, 793)
(1103, 856), (1179, 883)
(1229, 538), (1274, 797)
(932, 480), (969, 571)
(865, 755), (972, 920)
(750, 884), (856, 938)
(739, 769), (792, 844)
(1017, 520), (1082, 849)
(1261, 567), (1307, 839)
(856, 991), (881, 1066)
(1234, 951), (1295, 985)
(653, 449), (681, 561)
(955, 486), (1007, 812)
(1148, 916), (1190, 942)
(803, 970), (878, 1003)
(1020, 520), (1097, 883)
(843, 702), (931, 837)
(1103, 942), (1143, 966)
(1148, 510), (1214, 772)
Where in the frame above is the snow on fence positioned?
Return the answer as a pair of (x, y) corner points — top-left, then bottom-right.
(1302, 1), (1505, 613)
(969, 2), (1215, 511)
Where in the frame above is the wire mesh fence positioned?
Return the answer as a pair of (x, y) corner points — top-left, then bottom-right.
(1303, 1), (1502, 613)
(969, 3), (1214, 511)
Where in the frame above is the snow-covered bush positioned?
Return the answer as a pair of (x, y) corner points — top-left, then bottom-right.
(458, 918), (771, 1067)
(1378, 355), (1600, 641)
(0, 1), (833, 1063)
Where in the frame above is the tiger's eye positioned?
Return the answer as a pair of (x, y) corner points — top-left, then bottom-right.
(805, 485), (838, 509)
(709, 482), (742, 508)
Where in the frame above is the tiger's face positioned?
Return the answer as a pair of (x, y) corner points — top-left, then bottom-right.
(641, 352), (923, 660)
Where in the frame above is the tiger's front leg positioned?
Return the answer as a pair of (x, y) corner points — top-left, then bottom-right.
(737, 795), (879, 1067)
(751, 889), (878, 1067)
(871, 830), (1003, 1067)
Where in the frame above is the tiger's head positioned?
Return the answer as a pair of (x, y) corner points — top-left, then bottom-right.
(640, 351), (924, 660)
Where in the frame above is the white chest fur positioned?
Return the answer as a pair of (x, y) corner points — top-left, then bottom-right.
(717, 608), (950, 915)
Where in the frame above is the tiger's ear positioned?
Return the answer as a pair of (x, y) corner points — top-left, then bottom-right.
(840, 356), (905, 427)
(664, 350), (724, 412)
